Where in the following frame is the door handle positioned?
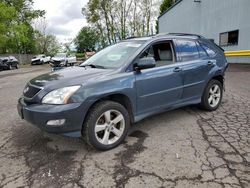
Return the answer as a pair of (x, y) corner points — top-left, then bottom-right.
(207, 60), (215, 66)
(173, 67), (182, 72)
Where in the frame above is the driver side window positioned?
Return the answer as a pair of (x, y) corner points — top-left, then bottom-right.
(140, 41), (175, 67)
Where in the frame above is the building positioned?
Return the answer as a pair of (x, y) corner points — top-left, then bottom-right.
(158, 0), (250, 63)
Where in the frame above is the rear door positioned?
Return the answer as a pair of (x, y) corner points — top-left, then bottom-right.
(175, 39), (215, 101)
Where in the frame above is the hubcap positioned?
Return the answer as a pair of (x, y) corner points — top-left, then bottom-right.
(94, 110), (125, 145)
(208, 84), (221, 108)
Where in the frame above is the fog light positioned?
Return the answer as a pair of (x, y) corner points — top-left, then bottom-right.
(47, 119), (65, 126)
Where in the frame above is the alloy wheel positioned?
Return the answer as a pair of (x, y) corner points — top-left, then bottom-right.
(94, 109), (125, 145)
(208, 84), (221, 108)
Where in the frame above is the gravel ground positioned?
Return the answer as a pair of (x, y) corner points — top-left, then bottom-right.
(0, 64), (249, 188)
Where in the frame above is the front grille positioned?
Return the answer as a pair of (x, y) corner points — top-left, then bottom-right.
(51, 60), (62, 66)
(23, 84), (41, 98)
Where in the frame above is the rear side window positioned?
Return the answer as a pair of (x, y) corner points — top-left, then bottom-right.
(176, 40), (199, 61)
(196, 42), (208, 59)
(199, 42), (216, 57)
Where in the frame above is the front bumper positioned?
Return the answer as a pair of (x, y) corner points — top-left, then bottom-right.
(31, 60), (42, 64)
(17, 98), (86, 137)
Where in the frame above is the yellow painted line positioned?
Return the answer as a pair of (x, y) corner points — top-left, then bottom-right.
(225, 50), (250, 57)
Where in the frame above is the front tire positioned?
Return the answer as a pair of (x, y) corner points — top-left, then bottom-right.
(82, 101), (130, 150)
(8, 64), (13, 70)
(200, 79), (223, 111)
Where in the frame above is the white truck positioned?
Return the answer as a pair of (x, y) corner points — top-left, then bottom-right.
(31, 54), (51, 65)
(51, 53), (77, 66)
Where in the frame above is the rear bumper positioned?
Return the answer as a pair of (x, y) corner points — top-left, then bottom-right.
(17, 98), (86, 137)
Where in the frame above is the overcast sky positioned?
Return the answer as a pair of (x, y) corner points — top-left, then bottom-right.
(33, 0), (88, 43)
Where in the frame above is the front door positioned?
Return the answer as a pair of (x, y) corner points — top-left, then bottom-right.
(135, 41), (183, 114)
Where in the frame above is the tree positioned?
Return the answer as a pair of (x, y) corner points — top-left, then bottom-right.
(74, 27), (99, 53)
(155, 0), (176, 33)
(159, 0), (176, 15)
(83, 0), (161, 47)
(0, 0), (45, 54)
(34, 31), (61, 56)
(33, 18), (61, 56)
(0, 2), (16, 52)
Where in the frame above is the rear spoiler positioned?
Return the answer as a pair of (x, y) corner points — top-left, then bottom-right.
(213, 43), (224, 52)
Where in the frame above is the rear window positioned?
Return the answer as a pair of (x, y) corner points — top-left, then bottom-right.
(176, 40), (199, 61)
(199, 42), (216, 57)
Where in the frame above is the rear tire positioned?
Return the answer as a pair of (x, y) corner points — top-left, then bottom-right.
(200, 79), (223, 111)
(82, 101), (130, 150)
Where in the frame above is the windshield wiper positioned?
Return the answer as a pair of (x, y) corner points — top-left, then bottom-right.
(80, 64), (106, 69)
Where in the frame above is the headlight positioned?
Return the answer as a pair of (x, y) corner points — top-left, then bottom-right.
(42, 85), (81, 104)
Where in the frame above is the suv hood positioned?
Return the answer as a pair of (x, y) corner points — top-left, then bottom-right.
(52, 57), (65, 61)
(30, 66), (113, 88)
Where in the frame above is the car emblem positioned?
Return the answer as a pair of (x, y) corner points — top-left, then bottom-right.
(24, 86), (29, 94)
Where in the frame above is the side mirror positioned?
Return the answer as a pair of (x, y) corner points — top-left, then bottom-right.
(135, 57), (156, 71)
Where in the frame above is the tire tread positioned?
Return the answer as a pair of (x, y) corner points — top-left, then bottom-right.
(200, 79), (223, 111)
(82, 100), (130, 150)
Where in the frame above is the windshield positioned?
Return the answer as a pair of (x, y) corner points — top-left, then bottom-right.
(80, 41), (145, 69)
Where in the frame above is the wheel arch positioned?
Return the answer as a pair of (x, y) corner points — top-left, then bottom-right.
(201, 73), (224, 99)
(83, 93), (135, 126)
(211, 75), (224, 86)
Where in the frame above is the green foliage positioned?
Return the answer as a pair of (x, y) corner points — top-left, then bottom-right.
(0, 0), (45, 54)
(159, 0), (176, 15)
(83, 0), (159, 47)
(155, 20), (159, 34)
(75, 53), (85, 58)
(155, 0), (176, 33)
(34, 31), (61, 56)
(74, 27), (99, 53)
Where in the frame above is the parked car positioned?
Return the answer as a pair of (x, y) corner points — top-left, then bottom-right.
(31, 54), (51, 65)
(17, 33), (228, 150)
(51, 53), (76, 67)
(0, 56), (19, 70)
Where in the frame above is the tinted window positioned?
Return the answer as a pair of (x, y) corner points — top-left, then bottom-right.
(196, 42), (208, 59)
(219, 30), (239, 46)
(200, 42), (216, 57)
(177, 40), (199, 61)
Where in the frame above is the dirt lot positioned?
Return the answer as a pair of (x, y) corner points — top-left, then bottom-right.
(0, 64), (249, 188)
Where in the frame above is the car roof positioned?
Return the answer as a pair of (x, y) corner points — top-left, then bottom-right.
(127, 33), (204, 42)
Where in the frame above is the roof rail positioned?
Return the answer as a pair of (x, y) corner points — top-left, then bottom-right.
(168, 33), (203, 38)
(126, 36), (136, 39)
(155, 33), (170, 36)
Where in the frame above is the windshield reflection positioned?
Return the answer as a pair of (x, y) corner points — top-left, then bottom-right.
(81, 41), (145, 69)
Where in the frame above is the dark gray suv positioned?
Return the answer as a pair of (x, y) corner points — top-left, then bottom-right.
(17, 33), (228, 150)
